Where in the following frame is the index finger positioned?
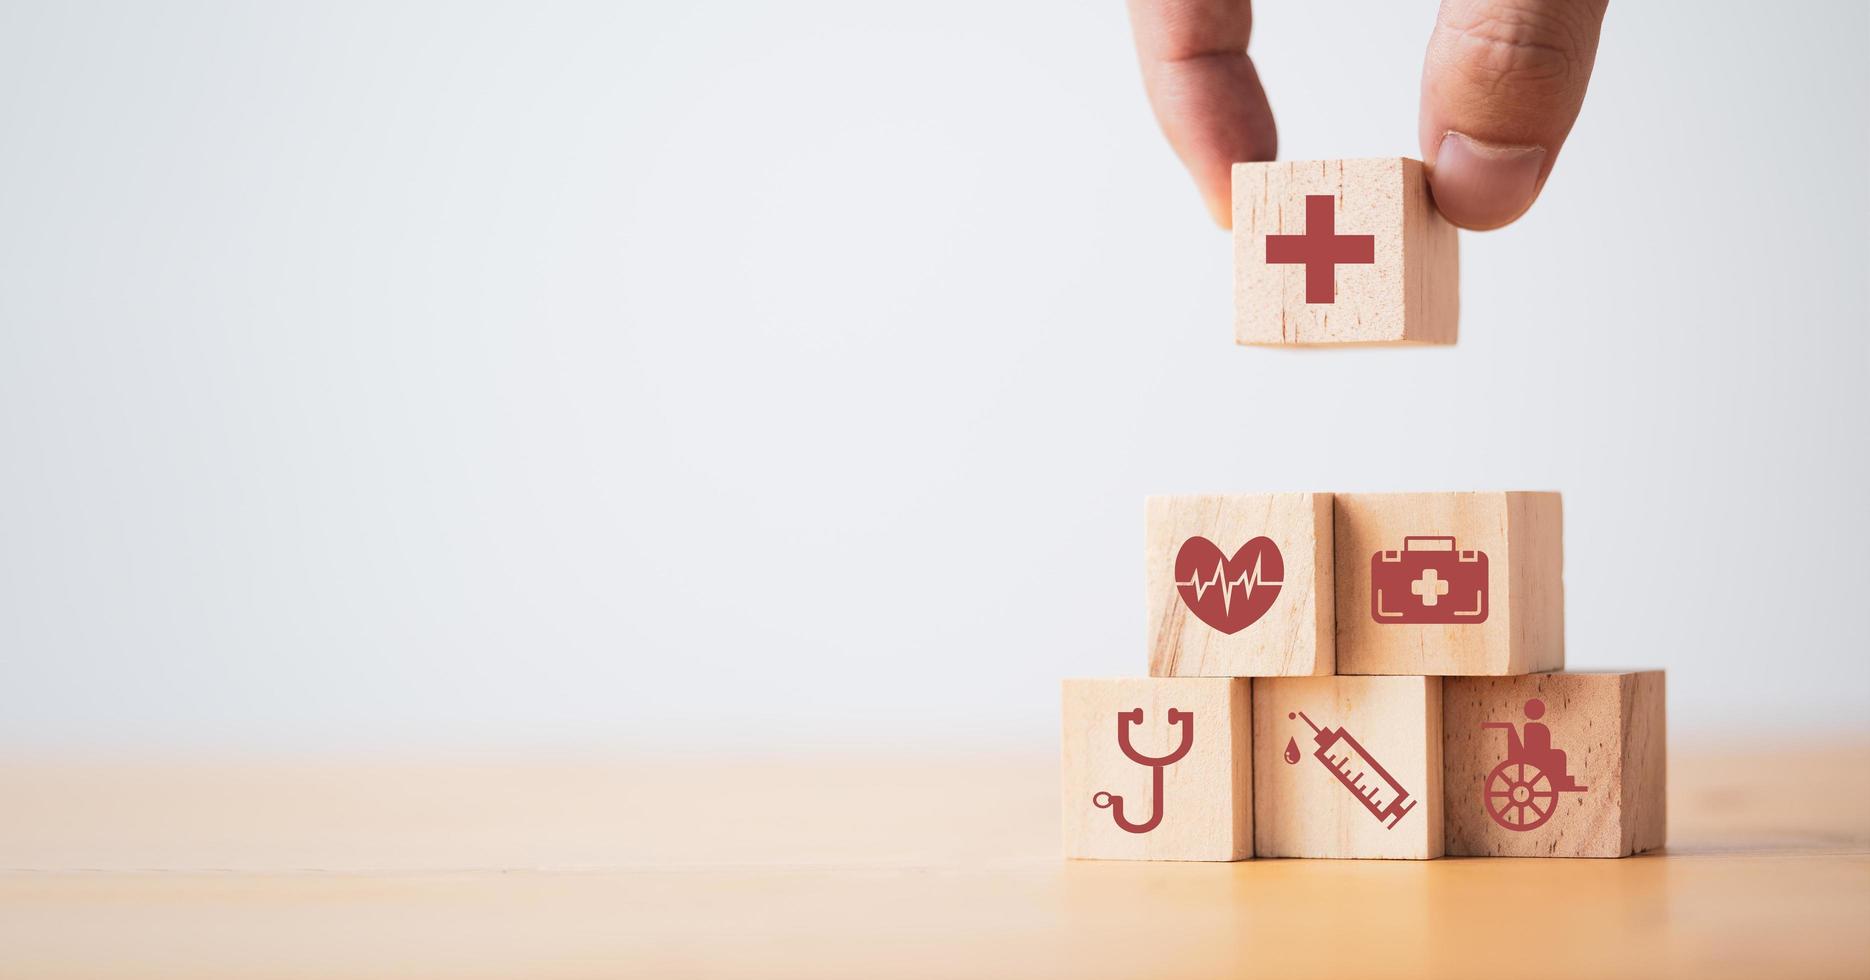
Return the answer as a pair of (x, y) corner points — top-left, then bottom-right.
(1127, 0), (1276, 227)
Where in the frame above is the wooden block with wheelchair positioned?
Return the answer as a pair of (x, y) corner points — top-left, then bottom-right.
(1442, 671), (1667, 857)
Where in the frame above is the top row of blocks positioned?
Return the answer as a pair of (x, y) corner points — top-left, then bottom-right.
(1235, 158), (1458, 346)
(1146, 492), (1562, 677)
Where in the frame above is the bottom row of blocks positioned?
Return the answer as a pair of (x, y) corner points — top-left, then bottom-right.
(1061, 671), (1665, 860)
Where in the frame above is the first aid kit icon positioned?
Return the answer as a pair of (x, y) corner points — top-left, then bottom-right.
(1370, 535), (1488, 624)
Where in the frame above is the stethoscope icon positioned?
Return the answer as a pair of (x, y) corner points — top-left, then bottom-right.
(1092, 707), (1194, 834)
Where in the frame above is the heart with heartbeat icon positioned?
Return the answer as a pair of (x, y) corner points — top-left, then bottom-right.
(1173, 536), (1285, 635)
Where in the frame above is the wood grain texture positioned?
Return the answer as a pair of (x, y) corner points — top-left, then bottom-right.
(1062, 678), (1251, 861)
(0, 742), (1867, 978)
(1444, 671), (1667, 857)
(1252, 675), (1444, 859)
(1334, 491), (1564, 676)
(1233, 158), (1458, 346)
(1146, 493), (1333, 677)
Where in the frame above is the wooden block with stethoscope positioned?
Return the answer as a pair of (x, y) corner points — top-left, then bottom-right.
(1061, 677), (1251, 862)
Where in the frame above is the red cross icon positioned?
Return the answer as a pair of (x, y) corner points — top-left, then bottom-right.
(1265, 195), (1376, 304)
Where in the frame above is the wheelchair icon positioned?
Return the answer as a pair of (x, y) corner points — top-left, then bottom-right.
(1481, 698), (1588, 832)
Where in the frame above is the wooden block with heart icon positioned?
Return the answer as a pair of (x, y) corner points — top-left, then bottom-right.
(1253, 674), (1444, 859)
(1234, 157), (1459, 346)
(1334, 491), (1564, 676)
(1062, 677), (1253, 861)
(1443, 671), (1665, 858)
(1146, 493), (1334, 677)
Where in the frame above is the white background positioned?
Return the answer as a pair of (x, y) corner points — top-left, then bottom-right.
(2, 2), (1865, 752)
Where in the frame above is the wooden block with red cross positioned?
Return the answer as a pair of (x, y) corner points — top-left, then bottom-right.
(1233, 158), (1459, 346)
(1443, 671), (1666, 857)
(1062, 677), (1253, 861)
(1334, 492), (1564, 676)
(1253, 674), (1444, 859)
(1146, 493), (1334, 677)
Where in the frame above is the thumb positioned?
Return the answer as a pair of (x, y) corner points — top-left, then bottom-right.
(1419, 0), (1608, 230)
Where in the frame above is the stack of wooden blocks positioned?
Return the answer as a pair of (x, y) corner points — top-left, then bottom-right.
(1061, 160), (1666, 862)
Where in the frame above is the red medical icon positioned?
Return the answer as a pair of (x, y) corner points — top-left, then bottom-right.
(1265, 194), (1376, 303)
(1371, 536), (1488, 624)
(1481, 699), (1588, 832)
(1174, 536), (1283, 635)
(1093, 708), (1193, 834)
(1289, 711), (1417, 829)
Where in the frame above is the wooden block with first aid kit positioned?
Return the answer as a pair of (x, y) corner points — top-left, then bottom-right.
(1333, 491), (1564, 676)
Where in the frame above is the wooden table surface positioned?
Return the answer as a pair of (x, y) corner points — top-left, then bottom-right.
(2, 741), (1866, 978)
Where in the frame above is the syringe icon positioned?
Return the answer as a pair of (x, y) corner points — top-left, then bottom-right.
(1289, 711), (1418, 830)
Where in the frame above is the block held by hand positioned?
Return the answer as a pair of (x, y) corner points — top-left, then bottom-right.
(1234, 158), (1458, 346)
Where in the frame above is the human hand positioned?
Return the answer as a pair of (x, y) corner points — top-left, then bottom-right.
(1126, 0), (1609, 230)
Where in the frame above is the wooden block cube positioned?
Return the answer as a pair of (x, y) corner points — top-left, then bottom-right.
(1252, 675), (1443, 859)
(1334, 492), (1563, 676)
(1233, 158), (1458, 346)
(1444, 671), (1666, 858)
(1062, 677), (1252, 861)
(1146, 493), (1333, 677)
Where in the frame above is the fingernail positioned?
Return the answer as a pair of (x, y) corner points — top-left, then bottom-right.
(1429, 133), (1547, 230)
